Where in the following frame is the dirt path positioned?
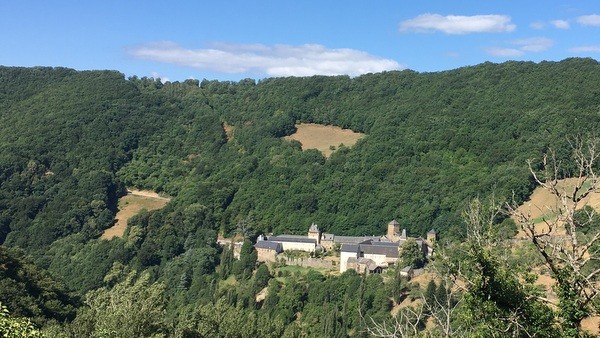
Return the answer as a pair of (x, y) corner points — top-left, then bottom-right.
(101, 190), (170, 240)
(127, 189), (171, 201)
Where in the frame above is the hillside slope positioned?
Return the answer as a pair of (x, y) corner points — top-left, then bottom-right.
(0, 59), (599, 290)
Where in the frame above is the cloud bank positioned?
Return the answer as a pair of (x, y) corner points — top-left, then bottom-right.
(577, 14), (600, 26)
(570, 45), (600, 53)
(400, 14), (515, 34)
(129, 42), (402, 77)
(486, 37), (553, 57)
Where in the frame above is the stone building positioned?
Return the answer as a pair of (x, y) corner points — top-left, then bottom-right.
(340, 244), (361, 272)
(340, 240), (402, 273)
(427, 229), (437, 246)
(338, 220), (433, 273)
(252, 221), (435, 272)
(400, 265), (414, 278)
(268, 235), (318, 252)
(346, 257), (381, 274)
(307, 223), (321, 244)
(255, 240), (283, 262)
(321, 234), (382, 251)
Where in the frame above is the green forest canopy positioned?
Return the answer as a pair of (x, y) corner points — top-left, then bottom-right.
(0, 58), (600, 335)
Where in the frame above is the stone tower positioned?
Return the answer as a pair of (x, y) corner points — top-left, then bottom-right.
(387, 220), (400, 239)
(308, 223), (321, 244)
(427, 229), (437, 246)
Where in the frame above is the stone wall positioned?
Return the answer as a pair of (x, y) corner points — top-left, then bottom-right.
(283, 257), (335, 270)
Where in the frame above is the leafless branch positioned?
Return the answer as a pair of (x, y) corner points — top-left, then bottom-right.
(508, 137), (600, 326)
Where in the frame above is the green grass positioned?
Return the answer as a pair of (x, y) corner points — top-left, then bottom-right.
(532, 212), (557, 224)
(273, 265), (331, 283)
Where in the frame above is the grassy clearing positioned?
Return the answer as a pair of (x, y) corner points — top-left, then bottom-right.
(512, 177), (600, 237)
(283, 123), (365, 157)
(512, 178), (600, 335)
(101, 190), (170, 240)
(272, 265), (331, 283)
(223, 122), (235, 141)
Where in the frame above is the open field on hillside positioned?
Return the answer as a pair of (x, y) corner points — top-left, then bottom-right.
(512, 178), (599, 335)
(223, 122), (235, 141)
(283, 123), (365, 157)
(101, 189), (170, 239)
(513, 177), (600, 238)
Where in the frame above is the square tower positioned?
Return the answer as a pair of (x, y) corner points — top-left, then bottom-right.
(387, 220), (400, 239)
(307, 223), (321, 244)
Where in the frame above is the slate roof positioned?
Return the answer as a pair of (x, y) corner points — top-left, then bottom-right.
(340, 244), (360, 253)
(269, 236), (317, 244)
(358, 258), (379, 271)
(361, 242), (400, 258)
(347, 257), (379, 271)
(321, 233), (335, 241)
(254, 241), (282, 251)
(308, 223), (320, 233)
(334, 235), (381, 244)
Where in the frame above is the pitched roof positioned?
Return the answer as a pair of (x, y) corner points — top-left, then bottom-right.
(321, 233), (334, 241)
(347, 257), (378, 271)
(334, 235), (381, 244)
(308, 223), (320, 233)
(254, 241), (282, 251)
(358, 258), (379, 271)
(340, 244), (360, 253)
(361, 242), (400, 258)
(388, 219), (399, 225)
(269, 235), (317, 244)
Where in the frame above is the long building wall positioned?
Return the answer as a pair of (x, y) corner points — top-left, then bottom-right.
(278, 241), (316, 252)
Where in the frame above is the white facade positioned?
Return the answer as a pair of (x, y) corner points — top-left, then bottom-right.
(278, 241), (316, 252)
(340, 250), (359, 273)
(363, 253), (388, 266)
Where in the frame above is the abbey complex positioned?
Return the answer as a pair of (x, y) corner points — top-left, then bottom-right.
(254, 220), (437, 273)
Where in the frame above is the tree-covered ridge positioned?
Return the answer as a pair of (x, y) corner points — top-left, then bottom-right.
(1, 59), (600, 336)
(0, 246), (77, 326)
(125, 58), (600, 238)
(1, 59), (600, 258)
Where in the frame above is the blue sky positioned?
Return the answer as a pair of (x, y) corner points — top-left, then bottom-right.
(1, 1), (600, 81)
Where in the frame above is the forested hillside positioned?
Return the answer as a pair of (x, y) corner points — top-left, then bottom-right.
(1, 59), (600, 336)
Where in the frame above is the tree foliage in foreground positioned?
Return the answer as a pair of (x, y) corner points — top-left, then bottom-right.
(0, 302), (43, 338)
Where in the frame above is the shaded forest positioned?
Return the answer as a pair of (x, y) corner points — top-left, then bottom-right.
(1, 59), (600, 336)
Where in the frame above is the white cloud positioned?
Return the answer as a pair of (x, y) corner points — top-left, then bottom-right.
(486, 37), (553, 57)
(550, 20), (570, 29)
(129, 42), (403, 77)
(577, 14), (600, 26)
(511, 37), (554, 52)
(150, 71), (169, 83)
(486, 47), (524, 57)
(570, 45), (600, 53)
(530, 21), (545, 30)
(399, 14), (516, 34)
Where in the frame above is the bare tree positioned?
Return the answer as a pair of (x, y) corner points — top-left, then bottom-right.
(364, 304), (424, 338)
(421, 280), (465, 338)
(508, 136), (600, 334)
